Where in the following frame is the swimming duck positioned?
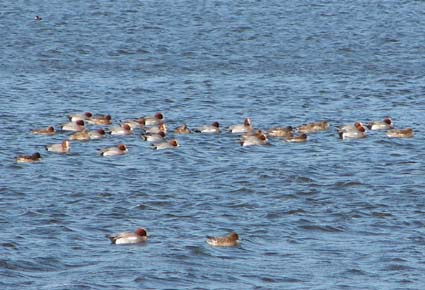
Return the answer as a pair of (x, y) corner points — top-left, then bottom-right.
(228, 118), (253, 134)
(296, 121), (329, 134)
(100, 144), (128, 156)
(285, 133), (308, 142)
(122, 118), (145, 130)
(336, 122), (364, 133)
(207, 232), (240, 247)
(16, 152), (42, 163)
(267, 126), (293, 137)
(193, 122), (220, 133)
(45, 140), (70, 153)
(366, 117), (393, 130)
(174, 124), (191, 134)
(145, 123), (167, 135)
(69, 129), (106, 141)
(68, 112), (92, 122)
(386, 128), (414, 138)
(152, 139), (179, 150)
(108, 123), (133, 135)
(141, 131), (166, 142)
(338, 125), (367, 139)
(61, 120), (85, 132)
(143, 112), (164, 126)
(31, 126), (56, 135)
(240, 133), (268, 146)
(86, 115), (112, 125)
(107, 228), (148, 245)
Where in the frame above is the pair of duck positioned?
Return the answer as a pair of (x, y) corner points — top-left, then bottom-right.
(99, 140), (180, 156)
(107, 228), (239, 247)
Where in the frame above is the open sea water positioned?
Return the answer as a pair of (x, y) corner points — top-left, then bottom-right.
(1, 0), (425, 289)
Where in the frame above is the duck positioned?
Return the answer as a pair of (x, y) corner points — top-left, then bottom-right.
(31, 126), (56, 135)
(34, 16), (42, 21)
(296, 120), (329, 134)
(121, 118), (145, 130)
(267, 126), (293, 138)
(143, 112), (164, 126)
(193, 122), (220, 133)
(68, 112), (92, 122)
(145, 123), (167, 135)
(152, 139), (179, 150)
(45, 140), (70, 153)
(228, 118), (253, 134)
(86, 115), (112, 125)
(207, 232), (240, 247)
(338, 125), (367, 139)
(366, 117), (393, 130)
(69, 129), (106, 141)
(174, 124), (191, 134)
(88, 129), (106, 140)
(108, 123), (133, 135)
(336, 122), (364, 133)
(100, 144), (128, 156)
(107, 228), (148, 245)
(285, 133), (308, 142)
(16, 152), (42, 163)
(386, 128), (414, 138)
(141, 131), (166, 142)
(61, 120), (85, 132)
(240, 132), (268, 147)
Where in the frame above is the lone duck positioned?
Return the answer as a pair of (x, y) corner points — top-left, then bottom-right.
(207, 232), (240, 247)
(107, 228), (148, 245)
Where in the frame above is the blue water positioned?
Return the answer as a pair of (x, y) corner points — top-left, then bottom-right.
(1, 1), (425, 289)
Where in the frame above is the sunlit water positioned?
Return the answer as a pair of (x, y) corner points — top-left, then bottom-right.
(1, 1), (425, 289)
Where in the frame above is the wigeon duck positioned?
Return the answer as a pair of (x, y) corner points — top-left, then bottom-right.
(86, 115), (112, 125)
(193, 122), (220, 133)
(152, 139), (179, 150)
(108, 123), (133, 135)
(267, 126), (293, 138)
(240, 133), (268, 147)
(228, 118), (253, 134)
(241, 129), (264, 139)
(16, 152), (42, 163)
(296, 121), (329, 133)
(386, 128), (414, 138)
(339, 125), (367, 139)
(69, 130), (90, 141)
(145, 123), (167, 135)
(174, 124), (191, 134)
(100, 144), (128, 156)
(207, 232), (240, 247)
(367, 117), (393, 130)
(61, 120), (85, 132)
(31, 126), (55, 135)
(122, 118), (145, 130)
(107, 228), (148, 245)
(68, 112), (92, 122)
(285, 133), (308, 142)
(69, 129), (106, 141)
(89, 129), (106, 140)
(141, 131), (166, 142)
(143, 112), (164, 126)
(45, 140), (70, 153)
(337, 122), (364, 133)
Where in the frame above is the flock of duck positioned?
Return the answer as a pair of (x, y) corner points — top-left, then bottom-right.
(16, 112), (413, 163)
(15, 112), (414, 245)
